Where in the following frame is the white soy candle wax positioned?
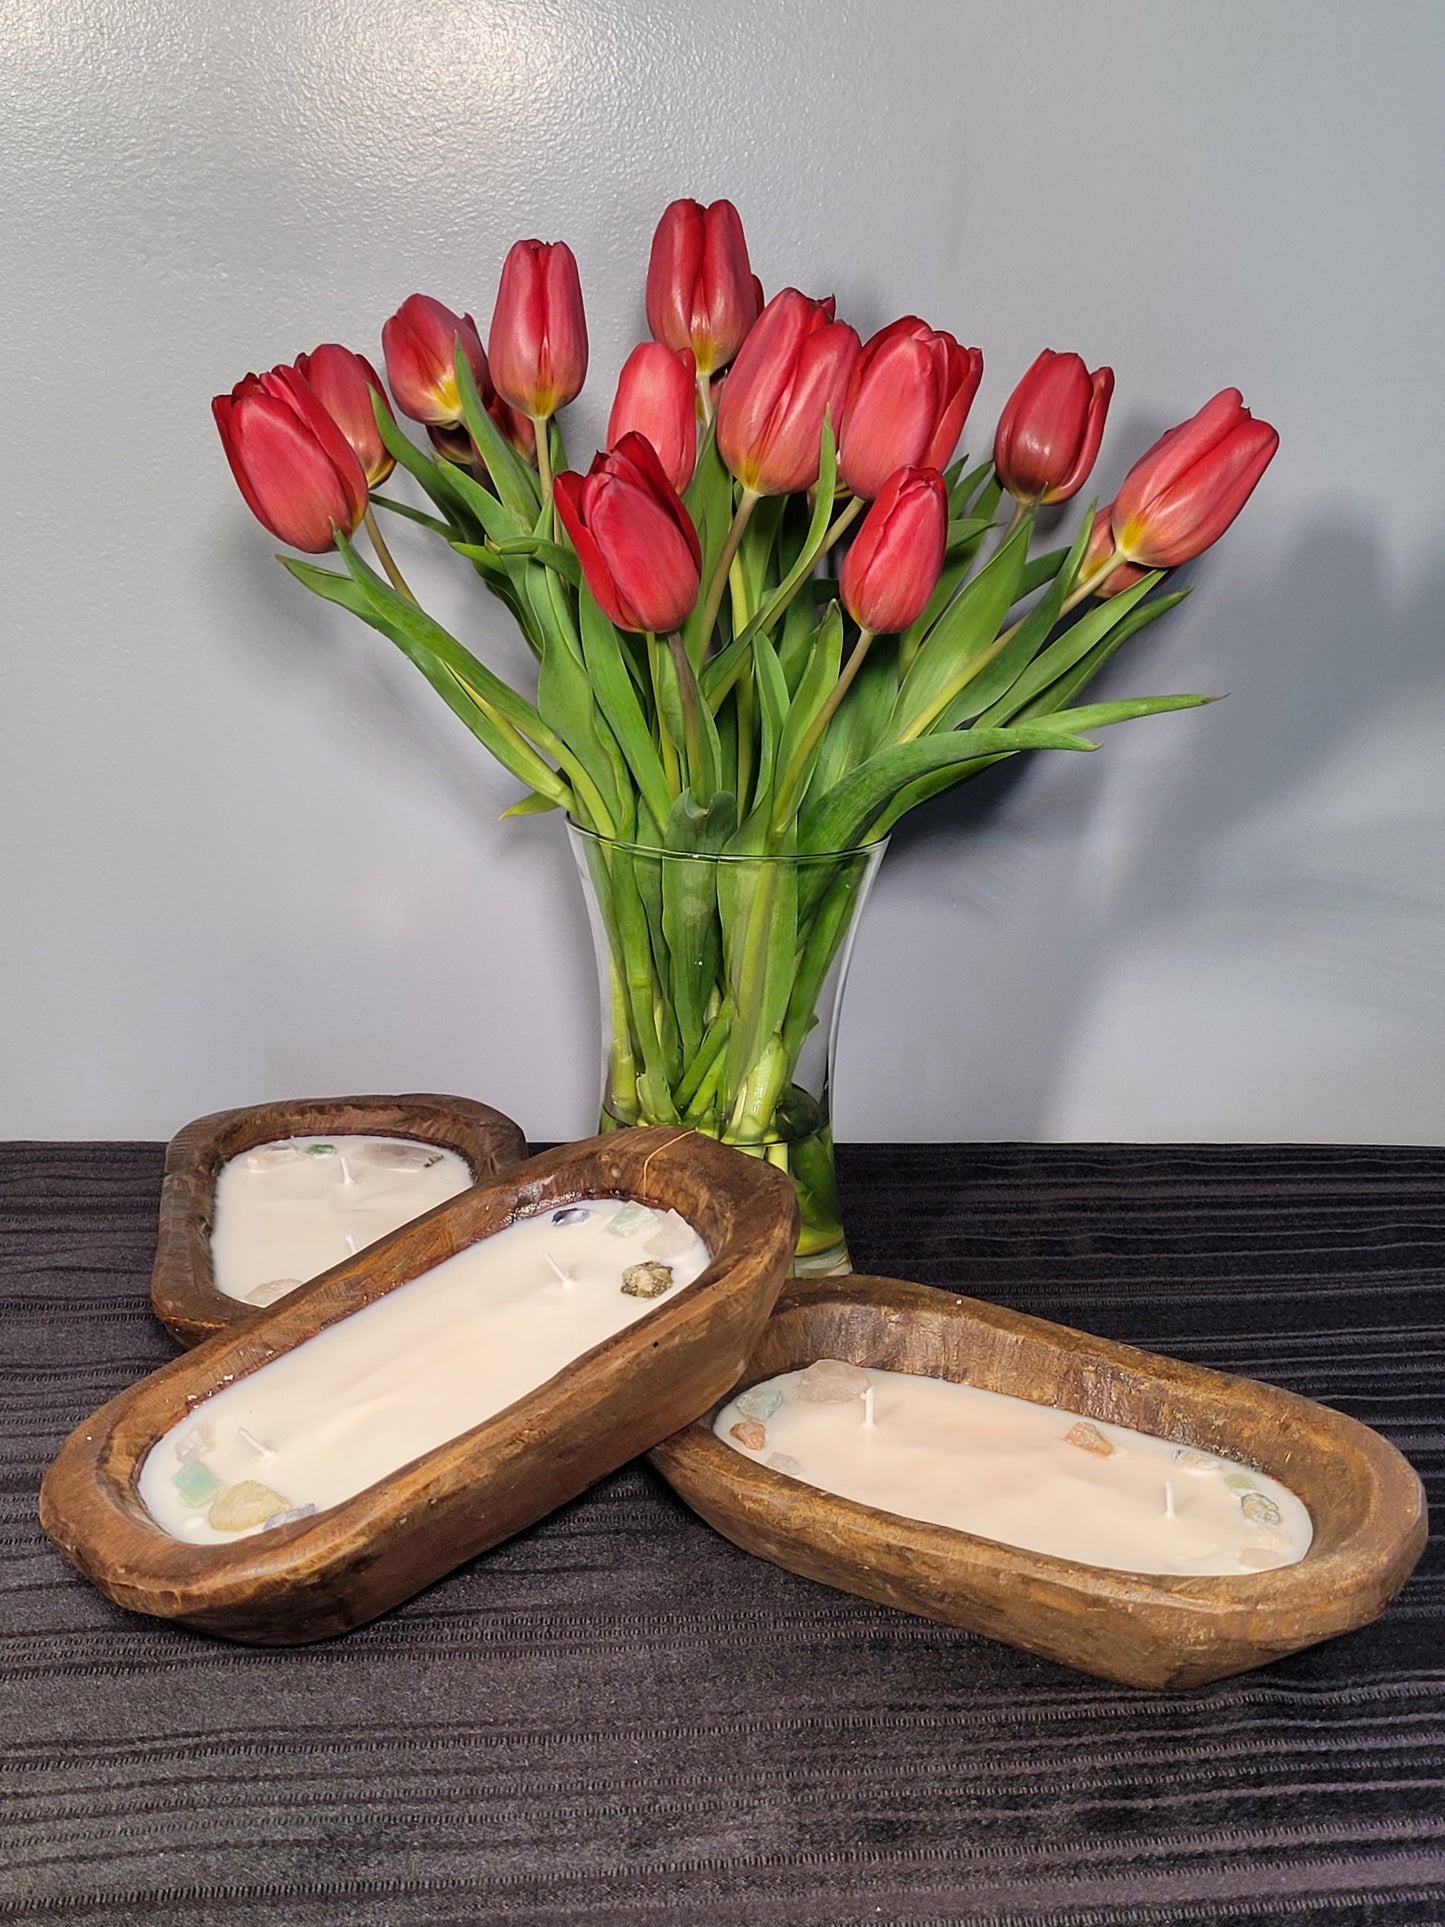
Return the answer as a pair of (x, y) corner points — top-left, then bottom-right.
(212, 1135), (474, 1307)
(142, 1196), (709, 1544)
(716, 1361), (1312, 1577)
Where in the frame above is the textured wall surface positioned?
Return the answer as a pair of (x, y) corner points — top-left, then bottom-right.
(3, 0), (1443, 1143)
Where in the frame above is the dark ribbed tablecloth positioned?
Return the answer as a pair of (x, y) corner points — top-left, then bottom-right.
(2, 1142), (1443, 1926)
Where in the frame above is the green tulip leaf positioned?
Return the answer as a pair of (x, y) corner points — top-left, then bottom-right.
(454, 344), (542, 531)
(889, 512), (1034, 739)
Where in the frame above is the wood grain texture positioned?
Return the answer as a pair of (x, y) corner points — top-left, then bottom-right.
(41, 1127), (799, 1645)
(149, 1093), (530, 1346)
(648, 1275), (1428, 1690)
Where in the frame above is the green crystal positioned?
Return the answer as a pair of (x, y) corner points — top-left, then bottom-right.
(607, 1201), (659, 1238)
(172, 1458), (223, 1507)
(307, 1142), (337, 1157)
(737, 1384), (783, 1422)
(1223, 1472), (1258, 1492)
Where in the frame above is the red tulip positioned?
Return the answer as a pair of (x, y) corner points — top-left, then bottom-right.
(381, 294), (490, 428)
(213, 365), (369, 553)
(554, 432), (703, 634)
(645, 198), (761, 377)
(994, 349), (1114, 505)
(1111, 388), (1279, 567)
(489, 239), (588, 420)
(1081, 506), (1150, 599)
(840, 466), (949, 633)
(294, 344), (395, 487)
(607, 343), (698, 493)
(839, 318), (983, 500)
(715, 289), (861, 496)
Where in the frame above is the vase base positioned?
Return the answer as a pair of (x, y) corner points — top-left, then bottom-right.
(789, 1240), (854, 1280)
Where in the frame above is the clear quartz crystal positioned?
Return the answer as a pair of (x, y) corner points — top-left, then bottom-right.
(244, 1277), (302, 1308)
(797, 1358), (870, 1403)
(244, 1144), (301, 1172)
(644, 1210), (698, 1260)
(354, 1141), (445, 1173)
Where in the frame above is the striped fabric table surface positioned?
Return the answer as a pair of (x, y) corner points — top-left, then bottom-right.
(2, 1141), (1442, 1925)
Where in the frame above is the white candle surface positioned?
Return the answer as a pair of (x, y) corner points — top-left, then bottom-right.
(716, 1363), (1312, 1577)
(211, 1135), (473, 1306)
(142, 1197), (709, 1544)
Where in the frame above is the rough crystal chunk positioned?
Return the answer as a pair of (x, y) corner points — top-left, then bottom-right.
(1237, 1544), (1287, 1570)
(735, 1383), (783, 1423)
(244, 1143), (301, 1172)
(244, 1277), (302, 1308)
(729, 1420), (767, 1450)
(767, 1453), (803, 1477)
(621, 1260), (674, 1299)
(172, 1458), (222, 1507)
(797, 1358), (870, 1403)
(1173, 1448), (1220, 1472)
(209, 1481), (293, 1532)
(644, 1210), (697, 1261)
(262, 1503), (317, 1531)
(608, 1201), (660, 1238)
(551, 1205), (592, 1227)
(1064, 1421), (1114, 1458)
(1240, 1491), (1283, 1527)
(306, 1143), (337, 1158)
(175, 1418), (216, 1462)
(356, 1141), (443, 1173)
(1223, 1472), (1258, 1493)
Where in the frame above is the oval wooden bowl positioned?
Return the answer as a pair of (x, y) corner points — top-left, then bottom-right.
(43, 1127), (799, 1645)
(150, 1092), (530, 1346)
(647, 1276), (1428, 1690)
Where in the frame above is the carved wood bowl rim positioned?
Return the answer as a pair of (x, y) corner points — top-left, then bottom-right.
(43, 1127), (800, 1644)
(149, 1092), (531, 1346)
(647, 1275), (1429, 1689)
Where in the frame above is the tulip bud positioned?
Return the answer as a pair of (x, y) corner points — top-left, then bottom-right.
(1111, 388), (1279, 567)
(994, 350), (1114, 505)
(1082, 507), (1150, 598)
(840, 466), (949, 633)
(715, 288), (861, 497)
(645, 198), (761, 377)
(381, 294), (490, 428)
(839, 317), (983, 500)
(607, 342), (698, 493)
(213, 365), (369, 553)
(489, 239), (588, 420)
(295, 343), (395, 487)
(554, 432), (703, 634)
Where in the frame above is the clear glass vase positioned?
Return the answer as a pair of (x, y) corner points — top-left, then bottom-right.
(568, 821), (887, 1277)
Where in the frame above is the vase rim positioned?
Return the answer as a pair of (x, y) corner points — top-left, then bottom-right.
(565, 818), (889, 865)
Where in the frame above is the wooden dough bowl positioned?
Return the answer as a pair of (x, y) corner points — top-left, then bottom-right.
(150, 1092), (530, 1346)
(648, 1276), (1428, 1691)
(42, 1128), (799, 1645)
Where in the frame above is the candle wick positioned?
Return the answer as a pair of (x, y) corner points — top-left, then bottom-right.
(339, 1156), (355, 1186)
(344, 1232), (358, 1254)
(238, 1427), (274, 1460)
(1163, 1480), (1177, 1518)
(544, 1250), (574, 1288)
(862, 1386), (876, 1429)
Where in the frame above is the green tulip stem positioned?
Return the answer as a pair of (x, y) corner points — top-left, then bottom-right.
(1059, 548), (1136, 614)
(531, 415), (555, 512)
(698, 489), (759, 650)
(362, 507), (417, 603)
(770, 628), (876, 837)
(696, 369), (715, 428)
(661, 628), (708, 801)
(1000, 498), (1029, 543)
(820, 494), (865, 556)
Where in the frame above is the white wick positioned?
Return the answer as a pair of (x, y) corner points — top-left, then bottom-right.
(1163, 1480), (1177, 1518)
(238, 1427), (274, 1460)
(862, 1385), (876, 1429)
(544, 1250), (574, 1289)
(344, 1232), (358, 1255)
(339, 1156), (356, 1187)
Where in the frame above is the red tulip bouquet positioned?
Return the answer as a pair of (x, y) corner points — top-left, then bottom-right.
(215, 198), (1278, 1271)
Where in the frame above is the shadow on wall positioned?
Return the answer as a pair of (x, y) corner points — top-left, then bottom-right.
(884, 513), (1445, 1144)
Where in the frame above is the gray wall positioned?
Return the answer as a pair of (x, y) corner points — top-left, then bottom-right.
(4, 0), (1443, 1145)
